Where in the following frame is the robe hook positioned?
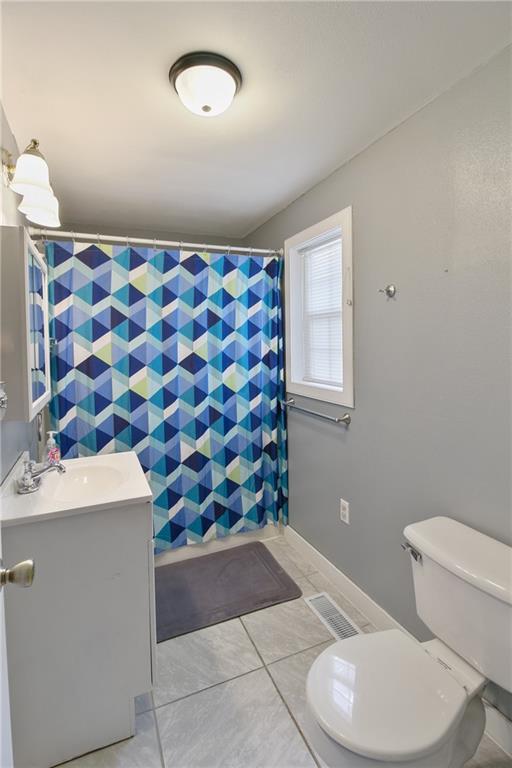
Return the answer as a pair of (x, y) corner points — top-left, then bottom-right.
(379, 284), (397, 298)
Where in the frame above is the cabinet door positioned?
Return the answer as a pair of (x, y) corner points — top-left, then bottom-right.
(25, 234), (51, 419)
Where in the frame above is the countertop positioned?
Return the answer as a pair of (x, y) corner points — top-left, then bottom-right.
(1, 450), (153, 527)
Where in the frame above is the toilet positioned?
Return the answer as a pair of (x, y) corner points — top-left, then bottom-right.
(305, 516), (512, 767)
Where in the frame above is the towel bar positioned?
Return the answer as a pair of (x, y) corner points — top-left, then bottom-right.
(284, 397), (351, 427)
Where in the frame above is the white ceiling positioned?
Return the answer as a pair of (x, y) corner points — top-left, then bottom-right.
(2, 2), (511, 239)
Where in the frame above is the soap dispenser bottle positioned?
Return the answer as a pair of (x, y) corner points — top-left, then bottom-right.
(46, 431), (61, 464)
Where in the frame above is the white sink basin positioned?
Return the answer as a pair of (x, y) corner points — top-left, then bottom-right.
(1, 451), (153, 527)
(40, 463), (126, 505)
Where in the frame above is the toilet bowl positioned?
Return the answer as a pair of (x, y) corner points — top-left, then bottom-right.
(304, 517), (512, 768)
(305, 630), (486, 767)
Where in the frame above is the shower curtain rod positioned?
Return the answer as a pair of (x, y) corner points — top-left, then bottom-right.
(28, 228), (283, 257)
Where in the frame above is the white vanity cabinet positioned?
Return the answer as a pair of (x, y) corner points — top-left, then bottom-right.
(1, 452), (156, 768)
(0, 225), (51, 421)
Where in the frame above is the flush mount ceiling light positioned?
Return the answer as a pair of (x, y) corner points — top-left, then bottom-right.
(2, 138), (61, 228)
(169, 52), (242, 117)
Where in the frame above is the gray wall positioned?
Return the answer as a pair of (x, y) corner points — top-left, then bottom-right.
(0, 103), (38, 483)
(247, 48), (511, 647)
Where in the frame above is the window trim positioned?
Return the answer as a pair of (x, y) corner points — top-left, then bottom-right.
(284, 207), (354, 408)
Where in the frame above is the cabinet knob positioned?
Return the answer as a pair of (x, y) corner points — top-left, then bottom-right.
(0, 559), (35, 589)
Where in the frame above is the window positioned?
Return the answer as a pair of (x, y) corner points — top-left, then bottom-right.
(285, 207), (353, 407)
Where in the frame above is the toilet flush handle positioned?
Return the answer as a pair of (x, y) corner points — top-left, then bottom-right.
(401, 542), (422, 563)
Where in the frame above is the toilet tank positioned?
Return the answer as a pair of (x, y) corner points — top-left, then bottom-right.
(404, 517), (512, 693)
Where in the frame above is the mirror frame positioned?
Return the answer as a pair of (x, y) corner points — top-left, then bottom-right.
(24, 232), (51, 420)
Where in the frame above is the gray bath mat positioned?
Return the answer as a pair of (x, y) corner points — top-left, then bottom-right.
(155, 541), (302, 642)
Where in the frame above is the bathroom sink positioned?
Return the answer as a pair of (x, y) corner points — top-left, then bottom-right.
(1, 451), (153, 527)
(40, 462), (125, 505)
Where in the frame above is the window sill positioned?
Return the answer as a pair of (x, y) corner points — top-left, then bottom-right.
(287, 379), (353, 408)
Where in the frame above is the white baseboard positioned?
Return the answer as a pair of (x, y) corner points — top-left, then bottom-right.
(283, 525), (512, 756)
(283, 525), (412, 637)
(484, 703), (512, 757)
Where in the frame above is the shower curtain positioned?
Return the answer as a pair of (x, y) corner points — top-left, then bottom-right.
(46, 240), (288, 552)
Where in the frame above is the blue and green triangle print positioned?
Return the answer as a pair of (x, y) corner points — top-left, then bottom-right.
(46, 240), (288, 552)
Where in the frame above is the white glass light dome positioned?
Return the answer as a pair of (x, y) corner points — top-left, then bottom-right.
(175, 65), (237, 117)
(170, 53), (242, 118)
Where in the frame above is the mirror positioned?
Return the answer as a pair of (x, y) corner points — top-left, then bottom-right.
(26, 240), (50, 414)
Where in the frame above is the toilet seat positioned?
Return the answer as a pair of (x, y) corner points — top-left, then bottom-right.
(306, 629), (468, 763)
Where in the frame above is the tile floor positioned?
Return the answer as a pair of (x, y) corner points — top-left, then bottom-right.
(62, 534), (511, 768)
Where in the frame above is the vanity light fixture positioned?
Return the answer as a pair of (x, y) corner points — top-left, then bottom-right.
(169, 52), (242, 117)
(18, 186), (60, 229)
(9, 139), (50, 196)
(2, 139), (61, 228)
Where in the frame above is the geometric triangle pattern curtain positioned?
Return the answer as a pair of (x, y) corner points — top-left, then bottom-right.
(46, 241), (288, 552)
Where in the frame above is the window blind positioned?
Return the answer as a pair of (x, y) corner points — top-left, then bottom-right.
(301, 236), (343, 388)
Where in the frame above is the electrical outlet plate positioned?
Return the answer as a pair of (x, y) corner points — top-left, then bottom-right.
(339, 498), (350, 524)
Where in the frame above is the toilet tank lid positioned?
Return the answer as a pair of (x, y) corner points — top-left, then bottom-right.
(404, 517), (512, 606)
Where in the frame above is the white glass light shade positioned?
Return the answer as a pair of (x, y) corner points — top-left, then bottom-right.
(175, 65), (237, 117)
(10, 151), (51, 197)
(18, 187), (60, 228)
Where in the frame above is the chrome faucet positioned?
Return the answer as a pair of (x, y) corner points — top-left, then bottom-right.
(17, 459), (66, 495)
